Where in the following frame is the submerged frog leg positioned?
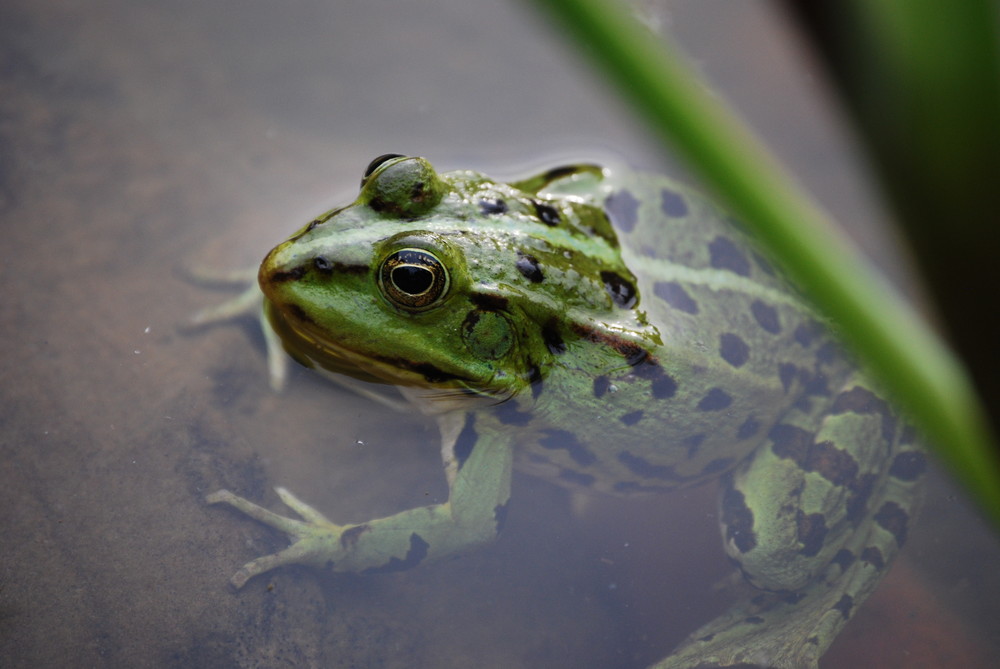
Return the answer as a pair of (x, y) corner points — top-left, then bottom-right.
(208, 411), (513, 588)
(312, 368), (413, 413)
(187, 271), (290, 391)
(656, 373), (925, 669)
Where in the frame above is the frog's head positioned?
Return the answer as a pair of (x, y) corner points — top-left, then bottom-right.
(259, 155), (645, 412)
(259, 155), (531, 409)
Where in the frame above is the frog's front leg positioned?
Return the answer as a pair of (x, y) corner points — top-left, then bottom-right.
(209, 412), (513, 588)
(184, 268), (290, 392)
(657, 374), (925, 669)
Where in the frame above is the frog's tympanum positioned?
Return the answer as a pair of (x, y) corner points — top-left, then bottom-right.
(203, 155), (925, 668)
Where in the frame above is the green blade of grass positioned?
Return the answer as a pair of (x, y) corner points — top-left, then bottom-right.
(530, 0), (1000, 524)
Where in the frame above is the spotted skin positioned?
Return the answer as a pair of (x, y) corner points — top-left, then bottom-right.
(200, 157), (925, 669)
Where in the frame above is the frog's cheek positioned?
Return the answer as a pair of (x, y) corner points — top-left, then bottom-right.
(461, 309), (514, 360)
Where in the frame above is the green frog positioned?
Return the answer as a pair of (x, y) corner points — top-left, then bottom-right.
(198, 155), (925, 668)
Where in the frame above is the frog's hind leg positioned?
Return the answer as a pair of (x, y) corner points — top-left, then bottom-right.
(655, 373), (926, 669)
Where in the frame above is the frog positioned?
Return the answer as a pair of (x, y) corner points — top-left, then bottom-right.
(197, 154), (926, 668)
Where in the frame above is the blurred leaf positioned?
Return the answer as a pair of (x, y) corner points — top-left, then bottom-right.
(529, 0), (1000, 525)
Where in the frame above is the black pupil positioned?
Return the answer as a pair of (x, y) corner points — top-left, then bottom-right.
(392, 264), (434, 295)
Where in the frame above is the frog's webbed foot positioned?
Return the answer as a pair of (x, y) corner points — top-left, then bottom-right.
(207, 487), (348, 588)
(209, 432), (515, 589)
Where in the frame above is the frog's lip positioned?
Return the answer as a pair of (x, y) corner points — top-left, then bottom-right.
(265, 300), (489, 393)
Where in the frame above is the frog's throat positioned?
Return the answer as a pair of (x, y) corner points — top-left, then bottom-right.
(263, 301), (509, 408)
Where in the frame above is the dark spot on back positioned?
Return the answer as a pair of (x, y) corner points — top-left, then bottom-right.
(709, 236), (751, 277)
(831, 548), (855, 571)
(833, 594), (854, 620)
(593, 375), (610, 398)
(832, 386), (885, 415)
(846, 473), (877, 523)
(516, 253), (544, 283)
(600, 271), (638, 308)
(874, 501), (910, 545)
(744, 616), (765, 625)
(719, 333), (750, 367)
(478, 198), (508, 215)
(619, 410), (644, 426)
(778, 363), (798, 393)
(654, 281), (699, 314)
(860, 545), (885, 570)
(540, 429), (597, 466)
(772, 424), (860, 487)
(769, 423), (813, 463)
(751, 300), (781, 334)
(806, 441), (859, 486)
(804, 373), (831, 396)
(698, 388), (733, 411)
(794, 322), (819, 347)
(832, 386), (897, 444)
(721, 484), (757, 553)
(889, 451), (927, 482)
(796, 510), (828, 556)
(532, 200), (561, 226)
(632, 357), (678, 399)
(660, 187), (688, 217)
(604, 189), (640, 232)
(652, 375), (679, 399)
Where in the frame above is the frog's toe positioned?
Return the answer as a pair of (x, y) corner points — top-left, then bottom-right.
(208, 487), (345, 537)
(228, 539), (326, 589)
(188, 284), (262, 327)
(209, 488), (347, 587)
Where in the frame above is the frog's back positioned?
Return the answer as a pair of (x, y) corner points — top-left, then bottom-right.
(509, 169), (855, 494)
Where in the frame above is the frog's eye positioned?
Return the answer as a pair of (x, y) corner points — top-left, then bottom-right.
(361, 153), (406, 187)
(378, 248), (449, 311)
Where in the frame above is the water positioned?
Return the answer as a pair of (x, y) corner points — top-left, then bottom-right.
(1, 1), (997, 667)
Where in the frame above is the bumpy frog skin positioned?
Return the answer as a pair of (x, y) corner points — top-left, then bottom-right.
(200, 155), (926, 668)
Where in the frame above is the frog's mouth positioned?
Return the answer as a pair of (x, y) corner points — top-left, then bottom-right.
(265, 301), (507, 412)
